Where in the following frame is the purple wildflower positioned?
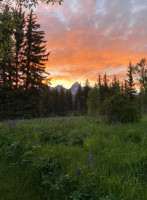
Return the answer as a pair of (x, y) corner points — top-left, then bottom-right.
(9, 125), (12, 134)
(35, 137), (38, 145)
(36, 127), (40, 133)
(25, 135), (28, 144)
(13, 121), (16, 128)
(76, 166), (81, 175)
(89, 151), (93, 166)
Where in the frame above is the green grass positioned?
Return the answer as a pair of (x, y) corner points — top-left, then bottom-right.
(0, 116), (147, 200)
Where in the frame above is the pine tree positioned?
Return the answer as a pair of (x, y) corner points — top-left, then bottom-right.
(0, 5), (14, 88)
(74, 84), (82, 114)
(82, 79), (90, 114)
(58, 86), (65, 115)
(135, 58), (147, 112)
(22, 10), (50, 90)
(126, 61), (136, 100)
(103, 73), (109, 88)
(65, 89), (73, 114)
(135, 58), (147, 91)
(111, 75), (120, 95)
(100, 73), (109, 103)
(120, 81), (124, 93)
(98, 74), (101, 88)
(13, 7), (25, 88)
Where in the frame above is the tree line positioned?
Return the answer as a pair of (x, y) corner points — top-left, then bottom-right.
(0, 4), (146, 121)
(87, 60), (147, 123)
(0, 5), (91, 119)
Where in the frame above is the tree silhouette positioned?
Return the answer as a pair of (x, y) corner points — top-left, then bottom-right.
(22, 10), (50, 90)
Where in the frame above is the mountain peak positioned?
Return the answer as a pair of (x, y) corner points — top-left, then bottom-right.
(70, 82), (80, 96)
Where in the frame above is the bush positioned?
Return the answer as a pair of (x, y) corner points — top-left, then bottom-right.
(100, 93), (141, 124)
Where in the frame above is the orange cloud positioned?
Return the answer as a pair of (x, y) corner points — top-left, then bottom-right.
(35, 0), (147, 88)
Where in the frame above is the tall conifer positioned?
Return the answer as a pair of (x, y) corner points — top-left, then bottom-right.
(22, 10), (50, 90)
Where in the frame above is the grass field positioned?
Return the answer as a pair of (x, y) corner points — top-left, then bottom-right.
(0, 116), (147, 200)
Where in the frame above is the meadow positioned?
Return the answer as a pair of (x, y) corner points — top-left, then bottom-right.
(0, 116), (147, 200)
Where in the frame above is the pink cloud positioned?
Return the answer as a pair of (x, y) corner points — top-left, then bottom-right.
(34, 0), (147, 87)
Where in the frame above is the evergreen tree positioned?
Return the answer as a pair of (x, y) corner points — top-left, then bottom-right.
(13, 7), (25, 88)
(65, 89), (73, 114)
(0, 5), (14, 88)
(135, 58), (147, 112)
(52, 88), (59, 115)
(98, 74), (101, 88)
(100, 73), (109, 103)
(126, 61), (136, 100)
(135, 58), (147, 91)
(120, 81), (124, 93)
(58, 86), (65, 115)
(82, 79), (90, 114)
(110, 75), (120, 95)
(22, 10), (50, 90)
(74, 84), (82, 114)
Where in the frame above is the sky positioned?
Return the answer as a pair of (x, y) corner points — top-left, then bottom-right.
(35, 0), (147, 88)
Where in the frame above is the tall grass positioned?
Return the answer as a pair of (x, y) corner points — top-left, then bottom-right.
(0, 116), (147, 200)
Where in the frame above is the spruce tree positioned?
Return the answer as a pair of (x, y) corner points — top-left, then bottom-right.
(82, 79), (90, 114)
(111, 75), (120, 95)
(65, 89), (73, 114)
(135, 58), (147, 112)
(22, 10), (50, 90)
(100, 73), (109, 103)
(58, 86), (65, 115)
(135, 58), (147, 91)
(74, 84), (82, 114)
(0, 5), (14, 88)
(126, 61), (136, 100)
(13, 7), (25, 88)
(98, 74), (101, 88)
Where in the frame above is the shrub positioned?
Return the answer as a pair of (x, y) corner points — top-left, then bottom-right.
(100, 93), (141, 124)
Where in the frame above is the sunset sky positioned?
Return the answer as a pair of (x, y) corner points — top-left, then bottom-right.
(35, 0), (147, 88)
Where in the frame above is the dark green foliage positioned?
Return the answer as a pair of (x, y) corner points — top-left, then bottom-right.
(82, 79), (90, 114)
(22, 10), (50, 90)
(0, 7), (51, 120)
(0, 116), (147, 199)
(100, 93), (141, 124)
(74, 80), (90, 115)
(13, 7), (25, 88)
(0, 6), (14, 88)
(87, 87), (101, 116)
(109, 75), (120, 96)
(135, 58), (147, 112)
(125, 62), (136, 100)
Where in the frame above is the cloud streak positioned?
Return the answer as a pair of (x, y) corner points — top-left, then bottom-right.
(36, 0), (147, 88)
